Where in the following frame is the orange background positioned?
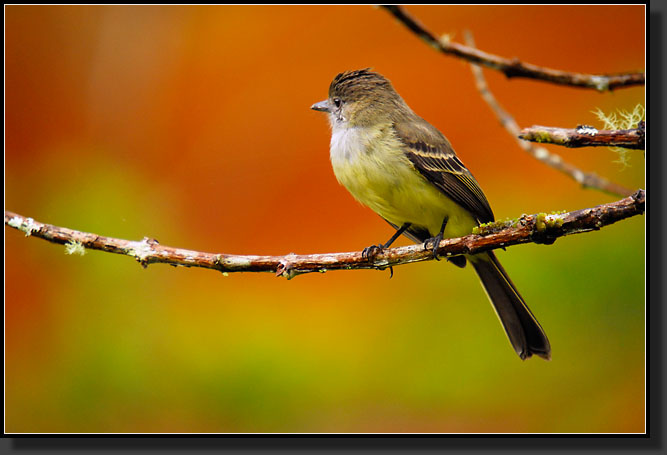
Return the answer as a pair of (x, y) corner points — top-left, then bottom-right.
(6, 5), (645, 433)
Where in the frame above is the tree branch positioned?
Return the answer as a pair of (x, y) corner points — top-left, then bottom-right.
(4, 189), (645, 279)
(381, 5), (644, 92)
(518, 122), (645, 150)
(464, 31), (635, 198)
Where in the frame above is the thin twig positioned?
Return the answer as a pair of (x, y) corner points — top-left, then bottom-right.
(381, 5), (644, 92)
(519, 122), (645, 150)
(464, 31), (634, 198)
(5, 190), (645, 279)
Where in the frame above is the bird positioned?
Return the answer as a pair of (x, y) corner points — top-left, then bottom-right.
(311, 69), (550, 360)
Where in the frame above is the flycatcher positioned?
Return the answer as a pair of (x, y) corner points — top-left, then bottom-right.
(311, 69), (550, 360)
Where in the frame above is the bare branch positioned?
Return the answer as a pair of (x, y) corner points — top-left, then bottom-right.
(381, 5), (644, 91)
(464, 31), (635, 198)
(519, 122), (645, 150)
(4, 190), (645, 279)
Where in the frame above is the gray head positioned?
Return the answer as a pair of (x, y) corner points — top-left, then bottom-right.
(311, 69), (412, 127)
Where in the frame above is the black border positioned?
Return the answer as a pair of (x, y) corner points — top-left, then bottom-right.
(647, 0), (665, 451)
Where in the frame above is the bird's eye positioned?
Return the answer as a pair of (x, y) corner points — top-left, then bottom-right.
(333, 98), (342, 108)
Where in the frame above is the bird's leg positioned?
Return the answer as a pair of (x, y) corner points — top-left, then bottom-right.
(424, 216), (449, 261)
(362, 223), (411, 259)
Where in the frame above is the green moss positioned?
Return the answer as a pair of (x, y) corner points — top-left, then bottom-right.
(546, 216), (564, 229)
(533, 131), (553, 143)
(473, 219), (513, 235)
(535, 213), (547, 232)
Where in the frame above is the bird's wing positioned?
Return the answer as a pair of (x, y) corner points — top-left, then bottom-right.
(392, 117), (495, 224)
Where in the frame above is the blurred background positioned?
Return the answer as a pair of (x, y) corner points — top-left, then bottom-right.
(5, 5), (645, 433)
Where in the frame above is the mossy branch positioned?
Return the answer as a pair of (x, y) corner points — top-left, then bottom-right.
(381, 5), (644, 91)
(519, 122), (645, 150)
(5, 189), (645, 279)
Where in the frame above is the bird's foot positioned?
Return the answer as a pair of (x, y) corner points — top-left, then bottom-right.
(423, 233), (444, 260)
(362, 244), (384, 260)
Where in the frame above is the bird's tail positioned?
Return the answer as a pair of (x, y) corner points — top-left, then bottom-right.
(469, 251), (551, 360)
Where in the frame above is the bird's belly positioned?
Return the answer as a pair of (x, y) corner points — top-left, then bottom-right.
(331, 138), (477, 240)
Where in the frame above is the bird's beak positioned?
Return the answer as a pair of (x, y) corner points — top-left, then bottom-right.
(311, 100), (332, 113)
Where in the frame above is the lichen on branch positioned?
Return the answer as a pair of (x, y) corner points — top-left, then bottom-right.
(518, 123), (645, 150)
(4, 189), (645, 279)
(381, 5), (645, 91)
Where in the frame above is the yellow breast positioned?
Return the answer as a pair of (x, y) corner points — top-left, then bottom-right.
(329, 125), (477, 239)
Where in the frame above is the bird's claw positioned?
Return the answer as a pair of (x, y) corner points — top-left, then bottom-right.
(362, 244), (384, 260)
(424, 234), (444, 260)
